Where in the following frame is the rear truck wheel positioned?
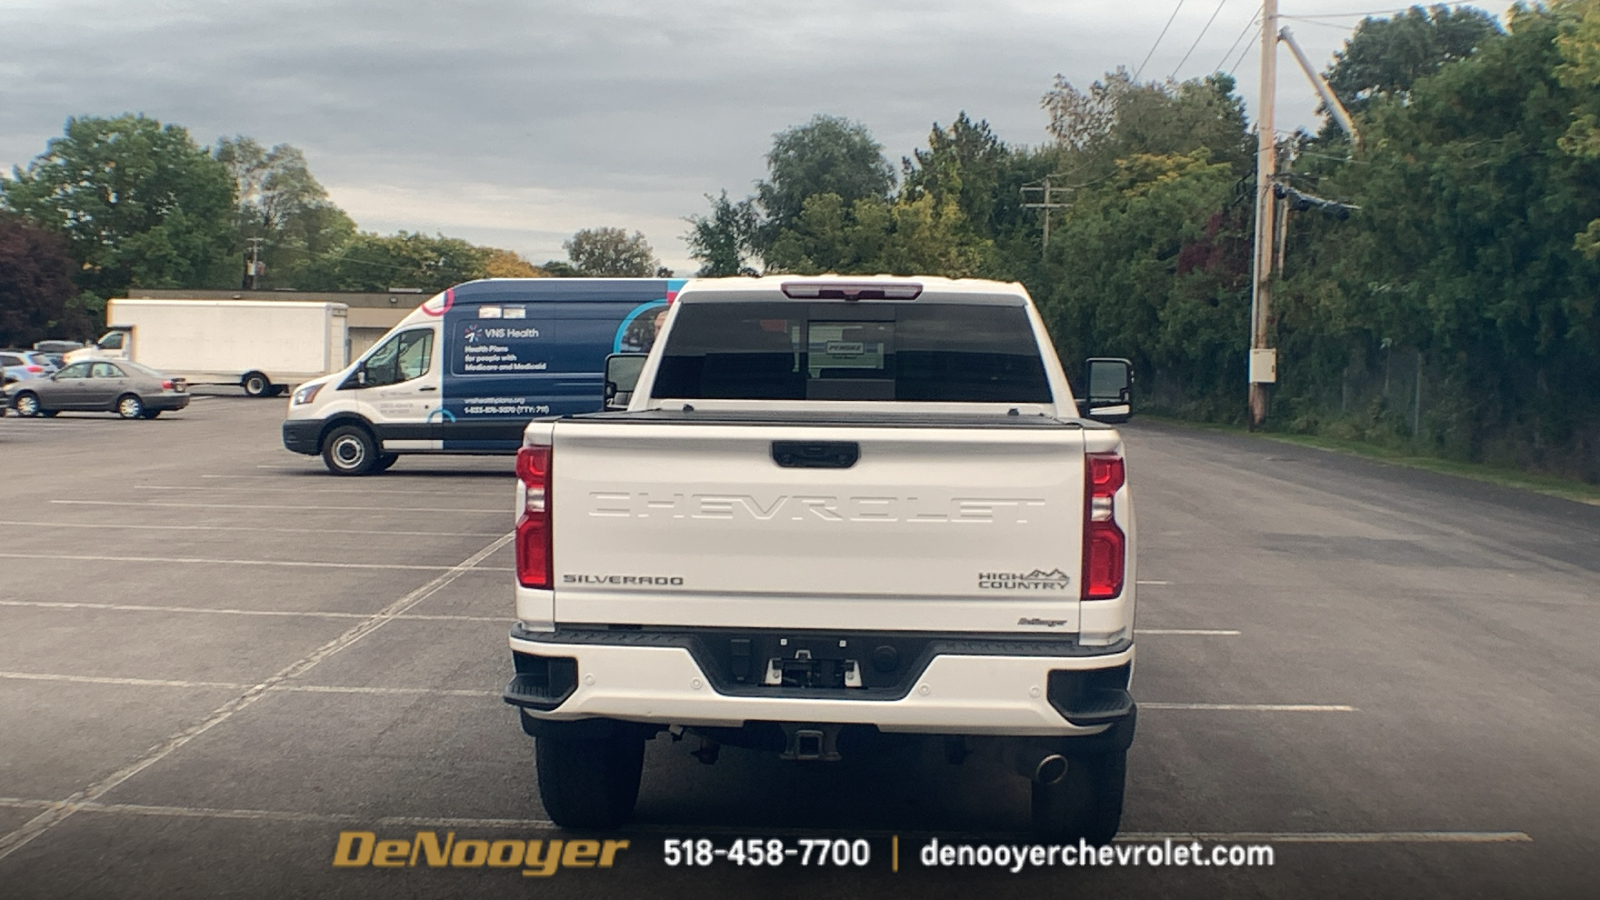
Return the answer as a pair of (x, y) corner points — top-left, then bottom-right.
(534, 732), (646, 829)
(13, 392), (41, 417)
(116, 394), (145, 419)
(242, 372), (271, 397)
(321, 425), (378, 476)
(1030, 749), (1126, 845)
(373, 452), (399, 472)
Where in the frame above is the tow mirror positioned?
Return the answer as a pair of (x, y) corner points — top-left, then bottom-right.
(604, 353), (647, 410)
(1081, 357), (1134, 424)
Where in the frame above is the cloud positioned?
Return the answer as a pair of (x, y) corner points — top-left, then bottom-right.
(0, 0), (1509, 272)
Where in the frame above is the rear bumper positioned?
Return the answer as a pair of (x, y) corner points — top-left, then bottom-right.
(148, 394), (191, 412)
(282, 419), (322, 454)
(507, 626), (1135, 737)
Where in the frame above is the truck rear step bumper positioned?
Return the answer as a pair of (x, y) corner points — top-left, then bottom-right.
(507, 631), (1134, 737)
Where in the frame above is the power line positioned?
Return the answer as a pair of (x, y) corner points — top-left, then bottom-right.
(1134, 0), (1188, 81)
(1214, 5), (1263, 73)
(1171, 0), (1233, 79)
(1227, 29), (1259, 77)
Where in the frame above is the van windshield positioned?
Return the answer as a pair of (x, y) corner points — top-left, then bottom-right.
(652, 302), (1051, 403)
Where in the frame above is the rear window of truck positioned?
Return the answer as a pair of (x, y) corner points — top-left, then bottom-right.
(652, 302), (1052, 402)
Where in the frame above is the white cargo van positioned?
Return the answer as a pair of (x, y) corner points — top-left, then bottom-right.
(281, 277), (684, 474)
(66, 298), (349, 397)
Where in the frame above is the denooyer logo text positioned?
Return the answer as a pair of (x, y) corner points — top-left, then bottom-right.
(333, 831), (629, 877)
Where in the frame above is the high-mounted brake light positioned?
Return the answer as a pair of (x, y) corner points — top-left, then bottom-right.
(1082, 452), (1126, 600)
(780, 281), (922, 301)
(515, 445), (552, 589)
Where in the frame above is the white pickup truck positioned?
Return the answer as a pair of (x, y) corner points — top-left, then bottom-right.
(503, 275), (1138, 840)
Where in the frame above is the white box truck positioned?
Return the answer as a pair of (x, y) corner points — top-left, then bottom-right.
(66, 299), (350, 397)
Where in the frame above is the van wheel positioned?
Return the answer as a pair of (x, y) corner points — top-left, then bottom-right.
(116, 394), (145, 419)
(242, 373), (271, 397)
(535, 733), (646, 829)
(373, 453), (399, 472)
(1030, 750), (1126, 845)
(322, 425), (377, 476)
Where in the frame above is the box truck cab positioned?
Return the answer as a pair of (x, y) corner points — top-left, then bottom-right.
(281, 277), (683, 475)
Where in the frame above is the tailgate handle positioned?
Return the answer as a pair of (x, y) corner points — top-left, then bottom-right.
(771, 441), (859, 469)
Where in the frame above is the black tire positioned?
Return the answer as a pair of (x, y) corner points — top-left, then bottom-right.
(242, 372), (272, 397)
(1030, 750), (1126, 844)
(373, 452), (399, 472)
(534, 733), (646, 829)
(116, 394), (145, 419)
(12, 391), (42, 417)
(321, 424), (378, 476)
(140, 409), (163, 419)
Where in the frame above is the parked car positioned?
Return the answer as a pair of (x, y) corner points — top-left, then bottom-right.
(5, 359), (189, 419)
(1, 350), (56, 385)
(33, 340), (85, 368)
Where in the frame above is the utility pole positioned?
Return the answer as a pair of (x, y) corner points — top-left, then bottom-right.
(1021, 177), (1071, 260)
(1248, 0), (1279, 428)
(244, 237), (265, 290)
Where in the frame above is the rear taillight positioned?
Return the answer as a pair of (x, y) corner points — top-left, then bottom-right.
(515, 445), (552, 589)
(161, 380), (174, 390)
(1082, 452), (1126, 600)
(25, 365), (42, 373)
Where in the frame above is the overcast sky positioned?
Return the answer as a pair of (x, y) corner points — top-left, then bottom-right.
(0, 0), (1508, 275)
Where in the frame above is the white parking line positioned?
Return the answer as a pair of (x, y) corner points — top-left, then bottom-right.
(1142, 703), (1357, 712)
(52, 500), (504, 512)
(0, 520), (505, 537)
(0, 797), (1532, 843)
(0, 671), (495, 697)
(0, 531), (513, 864)
(0, 600), (507, 622)
(135, 484), (507, 496)
(1136, 580), (1170, 585)
(0, 671), (1353, 714)
(0, 552), (513, 572)
(1125, 831), (1531, 843)
(1138, 629), (1241, 636)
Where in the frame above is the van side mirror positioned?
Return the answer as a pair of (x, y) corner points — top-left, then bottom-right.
(1081, 357), (1134, 424)
(355, 367), (367, 388)
(604, 354), (647, 410)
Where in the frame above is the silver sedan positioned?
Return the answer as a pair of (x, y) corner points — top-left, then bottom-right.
(5, 359), (190, 419)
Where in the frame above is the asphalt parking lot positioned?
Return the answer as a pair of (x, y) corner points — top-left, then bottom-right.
(1, 397), (1597, 899)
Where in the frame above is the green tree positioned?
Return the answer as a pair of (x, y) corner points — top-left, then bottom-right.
(213, 136), (355, 288)
(1556, 0), (1600, 256)
(755, 115), (895, 249)
(0, 214), (92, 344)
(1325, 4), (1503, 116)
(563, 227), (658, 276)
(300, 231), (488, 292)
(685, 191), (759, 276)
(1043, 71), (1252, 177)
(0, 114), (237, 297)
(482, 248), (547, 278)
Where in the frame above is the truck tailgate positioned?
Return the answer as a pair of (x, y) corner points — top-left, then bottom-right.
(549, 419), (1086, 633)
